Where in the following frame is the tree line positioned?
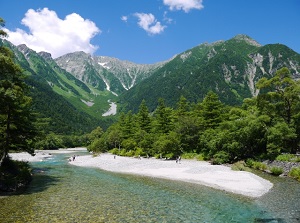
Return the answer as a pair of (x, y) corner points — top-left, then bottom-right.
(87, 67), (300, 164)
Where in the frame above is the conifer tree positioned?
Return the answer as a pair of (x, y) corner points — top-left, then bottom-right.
(200, 91), (224, 129)
(154, 98), (173, 134)
(137, 100), (151, 132)
(0, 18), (37, 166)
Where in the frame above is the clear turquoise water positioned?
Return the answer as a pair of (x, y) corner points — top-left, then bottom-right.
(0, 152), (299, 223)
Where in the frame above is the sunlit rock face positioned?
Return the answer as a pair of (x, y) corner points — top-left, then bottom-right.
(55, 51), (165, 95)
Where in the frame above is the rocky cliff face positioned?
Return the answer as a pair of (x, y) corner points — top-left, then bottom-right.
(55, 52), (165, 95)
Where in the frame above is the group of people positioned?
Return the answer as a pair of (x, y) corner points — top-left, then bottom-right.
(68, 155), (76, 162)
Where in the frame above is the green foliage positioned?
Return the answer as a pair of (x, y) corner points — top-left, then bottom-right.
(121, 138), (137, 151)
(276, 154), (299, 162)
(200, 91), (225, 129)
(86, 126), (104, 144)
(0, 157), (32, 192)
(154, 98), (174, 134)
(137, 100), (151, 132)
(212, 151), (230, 165)
(109, 148), (119, 155)
(0, 23), (38, 165)
(87, 67), (300, 171)
(0, 38), (116, 137)
(88, 137), (108, 153)
(231, 161), (252, 172)
(251, 162), (268, 171)
(153, 132), (180, 158)
(181, 153), (204, 161)
(34, 132), (63, 150)
(269, 166), (284, 176)
(266, 122), (297, 158)
(289, 167), (300, 181)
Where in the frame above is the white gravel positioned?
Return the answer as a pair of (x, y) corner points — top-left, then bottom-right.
(9, 149), (273, 197)
(69, 153), (273, 198)
(9, 148), (87, 162)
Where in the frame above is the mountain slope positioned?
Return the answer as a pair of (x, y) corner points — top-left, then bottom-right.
(2, 34), (300, 133)
(1, 40), (114, 134)
(55, 52), (165, 95)
(118, 35), (300, 112)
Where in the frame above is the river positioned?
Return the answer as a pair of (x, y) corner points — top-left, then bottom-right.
(0, 151), (299, 222)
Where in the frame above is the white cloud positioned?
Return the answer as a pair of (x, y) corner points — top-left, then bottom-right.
(163, 0), (204, 12)
(134, 13), (166, 35)
(163, 11), (173, 24)
(5, 8), (100, 58)
(121, 16), (128, 22)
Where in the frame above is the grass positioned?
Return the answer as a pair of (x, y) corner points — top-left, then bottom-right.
(181, 153), (205, 161)
(289, 167), (300, 181)
(276, 154), (300, 162)
(231, 161), (252, 172)
(269, 166), (284, 176)
(53, 83), (118, 119)
(245, 159), (268, 171)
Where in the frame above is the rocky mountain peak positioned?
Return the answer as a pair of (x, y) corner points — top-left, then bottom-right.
(233, 34), (261, 47)
(16, 44), (32, 55)
(38, 51), (53, 61)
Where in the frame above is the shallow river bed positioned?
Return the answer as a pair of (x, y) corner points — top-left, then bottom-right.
(0, 152), (299, 222)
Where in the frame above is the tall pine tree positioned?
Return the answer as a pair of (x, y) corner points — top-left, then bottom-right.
(0, 18), (37, 166)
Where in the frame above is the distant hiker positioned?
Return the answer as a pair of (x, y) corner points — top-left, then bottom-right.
(178, 156), (181, 164)
(114, 155), (116, 159)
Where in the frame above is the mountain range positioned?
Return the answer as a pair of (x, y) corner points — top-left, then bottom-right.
(1, 34), (300, 134)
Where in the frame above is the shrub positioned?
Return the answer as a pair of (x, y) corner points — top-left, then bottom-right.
(181, 153), (197, 159)
(212, 151), (230, 165)
(195, 154), (205, 161)
(231, 161), (252, 172)
(181, 153), (205, 161)
(289, 167), (300, 181)
(125, 150), (135, 157)
(245, 159), (255, 168)
(164, 153), (175, 159)
(134, 148), (145, 157)
(252, 161), (268, 171)
(295, 156), (300, 162)
(276, 154), (296, 162)
(88, 138), (108, 153)
(119, 149), (127, 156)
(270, 166), (284, 176)
(109, 148), (119, 155)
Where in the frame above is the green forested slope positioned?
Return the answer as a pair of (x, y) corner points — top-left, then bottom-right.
(118, 35), (300, 113)
(0, 40), (115, 134)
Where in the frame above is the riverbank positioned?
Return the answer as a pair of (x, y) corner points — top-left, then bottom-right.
(9, 148), (87, 162)
(69, 153), (273, 198)
(8, 149), (273, 197)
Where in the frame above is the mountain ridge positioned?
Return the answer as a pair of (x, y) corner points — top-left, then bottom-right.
(2, 34), (300, 134)
(118, 34), (300, 112)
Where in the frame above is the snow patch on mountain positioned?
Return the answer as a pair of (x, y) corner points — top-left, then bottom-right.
(81, 99), (94, 107)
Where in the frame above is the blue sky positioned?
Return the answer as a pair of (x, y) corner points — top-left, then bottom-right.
(0, 0), (299, 64)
